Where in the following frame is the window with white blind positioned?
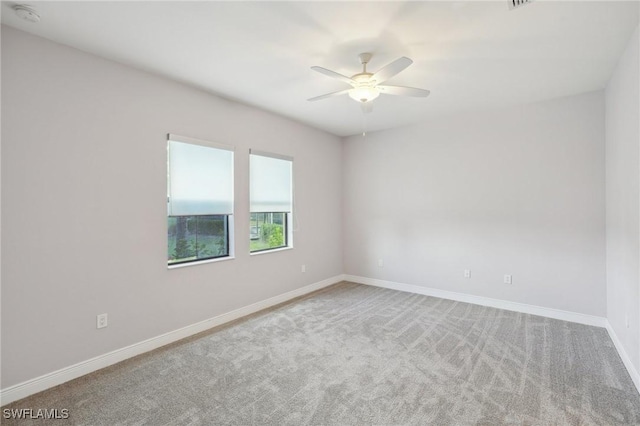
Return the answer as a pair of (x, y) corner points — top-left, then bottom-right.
(249, 150), (293, 253)
(167, 134), (234, 265)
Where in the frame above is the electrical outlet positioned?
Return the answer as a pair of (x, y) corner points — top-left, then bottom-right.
(378, 259), (384, 268)
(97, 313), (108, 329)
(504, 274), (512, 285)
(464, 269), (471, 279)
(301, 264), (306, 273)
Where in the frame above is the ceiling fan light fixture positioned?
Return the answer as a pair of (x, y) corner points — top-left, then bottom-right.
(349, 85), (380, 103)
(309, 52), (429, 107)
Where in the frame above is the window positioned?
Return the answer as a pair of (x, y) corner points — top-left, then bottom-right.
(167, 134), (234, 265)
(250, 150), (292, 253)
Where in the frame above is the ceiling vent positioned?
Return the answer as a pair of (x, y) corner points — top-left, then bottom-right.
(508, 0), (535, 10)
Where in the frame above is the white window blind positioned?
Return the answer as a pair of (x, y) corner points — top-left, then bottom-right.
(250, 150), (292, 213)
(168, 134), (234, 216)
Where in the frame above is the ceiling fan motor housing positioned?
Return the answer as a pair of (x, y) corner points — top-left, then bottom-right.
(358, 53), (373, 65)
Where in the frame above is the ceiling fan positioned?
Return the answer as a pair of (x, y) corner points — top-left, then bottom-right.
(308, 53), (430, 113)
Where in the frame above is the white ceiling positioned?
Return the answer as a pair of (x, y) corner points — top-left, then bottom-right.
(2, 1), (638, 137)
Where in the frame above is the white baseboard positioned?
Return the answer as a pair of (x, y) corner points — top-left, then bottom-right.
(0, 274), (345, 406)
(5, 275), (636, 405)
(346, 275), (640, 393)
(344, 275), (608, 328)
(605, 322), (640, 394)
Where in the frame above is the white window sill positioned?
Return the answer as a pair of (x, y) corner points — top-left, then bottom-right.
(250, 246), (293, 256)
(168, 256), (235, 270)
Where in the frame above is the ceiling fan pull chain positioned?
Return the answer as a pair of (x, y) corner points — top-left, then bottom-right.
(362, 110), (367, 137)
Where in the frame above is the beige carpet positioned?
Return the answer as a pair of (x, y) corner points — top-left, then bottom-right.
(3, 282), (640, 425)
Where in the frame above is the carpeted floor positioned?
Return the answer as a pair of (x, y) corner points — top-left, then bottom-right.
(3, 281), (640, 425)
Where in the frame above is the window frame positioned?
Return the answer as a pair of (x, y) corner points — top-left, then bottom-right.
(249, 150), (293, 254)
(167, 134), (235, 267)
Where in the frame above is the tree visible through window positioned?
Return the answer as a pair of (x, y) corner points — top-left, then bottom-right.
(250, 212), (286, 252)
(168, 215), (228, 263)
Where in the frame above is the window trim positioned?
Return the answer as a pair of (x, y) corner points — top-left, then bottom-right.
(167, 134), (235, 267)
(249, 246), (293, 257)
(249, 149), (293, 162)
(249, 149), (294, 254)
(168, 255), (236, 269)
(168, 133), (234, 153)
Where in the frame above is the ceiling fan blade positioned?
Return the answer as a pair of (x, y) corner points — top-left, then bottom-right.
(360, 102), (373, 114)
(307, 88), (351, 102)
(372, 57), (413, 84)
(377, 85), (431, 97)
(311, 66), (355, 85)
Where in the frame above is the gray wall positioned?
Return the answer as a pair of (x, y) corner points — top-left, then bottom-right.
(3, 22), (636, 392)
(606, 25), (640, 373)
(1, 27), (343, 388)
(343, 91), (606, 317)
